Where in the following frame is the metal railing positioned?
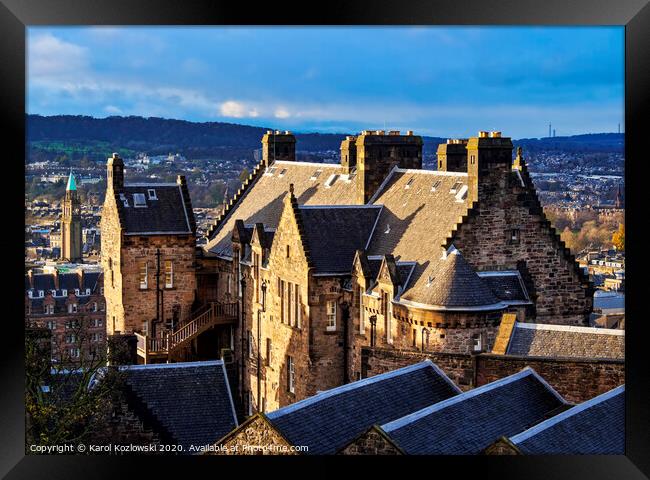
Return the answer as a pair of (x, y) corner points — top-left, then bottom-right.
(136, 302), (238, 360)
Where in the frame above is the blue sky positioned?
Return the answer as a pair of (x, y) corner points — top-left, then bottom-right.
(27, 26), (624, 138)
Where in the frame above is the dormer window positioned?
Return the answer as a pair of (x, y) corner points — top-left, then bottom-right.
(147, 189), (157, 200)
(28, 290), (33, 298)
(68, 303), (78, 313)
(431, 180), (441, 191)
(62, 289), (67, 297)
(450, 182), (462, 194)
(324, 174), (338, 187)
(133, 193), (147, 208)
(45, 304), (54, 315)
(75, 289), (80, 296)
(86, 288), (91, 295)
(51, 289), (56, 297)
(38, 290), (44, 298)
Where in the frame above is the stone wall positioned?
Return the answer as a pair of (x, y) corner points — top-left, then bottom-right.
(338, 427), (403, 455)
(475, 353), (624, 404)
(449, 158), (593, 325)
(361, 346), (624, 402)
(214, 415), (297, 455)
(118, 234), (197, 334)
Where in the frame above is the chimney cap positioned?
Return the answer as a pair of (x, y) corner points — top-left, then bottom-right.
(490, 131), (502, 138)
(274, 130), (281, 134)
(284, 130), (292, 135)
(266, 130), (273, 135)
(406, 130), (414, 136)
(478, 131), (489, 138)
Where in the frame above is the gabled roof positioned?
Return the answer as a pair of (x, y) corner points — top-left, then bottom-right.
(121, 360), (237, 452)
(115, 183), (195, 236)
(505, 322), (625, 360)
(298, 205), (382, 274)
(380, 368), (567, 455)
(400, 247), (502, 310)
(510, 385), (624, 454)
(265, 360), (461, 455)
(205, 161), (359, 258)
(366, 169), (472, 304)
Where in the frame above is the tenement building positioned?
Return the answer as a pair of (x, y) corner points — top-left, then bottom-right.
(25, 264), (105, 364)
(195, 129), (594, 414)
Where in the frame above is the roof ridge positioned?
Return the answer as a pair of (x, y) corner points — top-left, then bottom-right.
(381, 368), (542, 433)
(266, 360), (445, 420)
(509, 384), (625, 445)
(205, 156), (267, 241)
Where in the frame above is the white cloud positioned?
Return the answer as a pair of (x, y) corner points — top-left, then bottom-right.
(28, 33), (88, 77)
(274, 107), (290, 119)
(104, 105), (123, 114)
(219, 100), (261, 118)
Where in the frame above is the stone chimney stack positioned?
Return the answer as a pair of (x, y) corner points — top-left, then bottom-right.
(107, 153), (124, 192)
(355, 130), (423, 204)
(261, 130), (296, 166)
(466, 131), (513, 204)
(340, 136), (358, 174)
(436, 138), (469, 172)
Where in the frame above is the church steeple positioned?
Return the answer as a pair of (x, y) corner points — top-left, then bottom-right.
(66, 170), (77, 191)
(615, 183), (623, 209)
(61, 170), (82, 262)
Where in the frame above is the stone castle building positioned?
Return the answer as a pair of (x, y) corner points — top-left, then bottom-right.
(104, 128), (594, 415)
(100, 153), (238, 363)
(196, 129), (593, 414)
(60, 172), (82, 262)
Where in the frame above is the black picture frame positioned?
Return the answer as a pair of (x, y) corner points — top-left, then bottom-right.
(2, 0), (648, 477)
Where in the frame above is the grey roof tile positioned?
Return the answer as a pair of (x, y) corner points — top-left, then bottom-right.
(511, 385), (624, 454)
(266, 360), (460, 455)
(382, 368), (566, 454)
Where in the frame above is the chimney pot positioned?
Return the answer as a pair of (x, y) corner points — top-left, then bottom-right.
(406, 130), (414, 136)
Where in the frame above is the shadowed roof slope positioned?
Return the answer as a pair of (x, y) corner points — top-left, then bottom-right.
(381, 368), (566, 455)
(265, 360), (461, 455)
(510, 385), (624, 454)
(116, 184), (194, 235)
(298, 205), (382, 274)
(366, 169), (473, 304)
(122, 361), (237, 452)
(205, 161), (358, 258)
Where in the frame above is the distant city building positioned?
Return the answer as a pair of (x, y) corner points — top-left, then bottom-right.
(60, 172), (83, 262)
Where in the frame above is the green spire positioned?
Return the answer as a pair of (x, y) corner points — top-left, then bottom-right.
(66, 171), (77, 191)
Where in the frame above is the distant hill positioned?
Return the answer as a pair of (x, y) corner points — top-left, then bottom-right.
(26, 114), (623, 162)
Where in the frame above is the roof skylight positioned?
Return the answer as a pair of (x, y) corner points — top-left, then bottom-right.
(133, 193), (147, 208)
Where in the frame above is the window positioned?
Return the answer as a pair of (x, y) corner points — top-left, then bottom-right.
(133, 193), (147, 207)
(68, 303), (78, 314)
(266, 338), (272, 366)
(45, 304), (54, 315)
(471, 155), (476, 165)
(147, 189), (157, 200)
(450, 182), (462, 194)
(38, 290), (44, 298)
(226, 272), (232, 295)
(412, 329), (417, 347)
(310, 170), (322, 180)
(61, 289), (67, 297)
(142, 321), (148, 336)
(164, 260), (174, 288)
(438, 160), (443, 169)
(280, 280), (287, 324)
(286, 245), (290, 258)
(431, 180), (441, 192)
(92, 318), (102, 327)
(473, 334), (483, 352)
(139, 261), (148, 289)
(75, 288), (80, 296)
(386, 298), (393, 344)
(326, 301), (337, 331)
(287, 356), (295, 393)
(69, 348), (80, 358)
(294, 284), (301, 329)
(65, 334), (77, 344)
(92, 302), (98, 312)
(287, 283), (293, 326)
(509, 229), (520, 245)
(405, 176), (415, 189)
(247, 391), (253, 416)
(91, 333), (101, 342)
(359, 287), (365, 334)
(248, 330), (253, 359)
(46, 320), (55, 330)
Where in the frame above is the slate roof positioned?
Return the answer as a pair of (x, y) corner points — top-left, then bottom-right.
(366, 169), (475, 305)
(116, 184), (194, 235)
(506, 322), (625, 360)
(510, 385), (624, 454)
(380, 368), (566, 454)
(298, 205), (382, 274)
(32, 274), (55, 291)
(400, 248), (502, 309)
(265, 360), (461, 455)
(477, 271), (530, 303)
(122, 361), (237, 452)
(205, 161), (359, 257)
